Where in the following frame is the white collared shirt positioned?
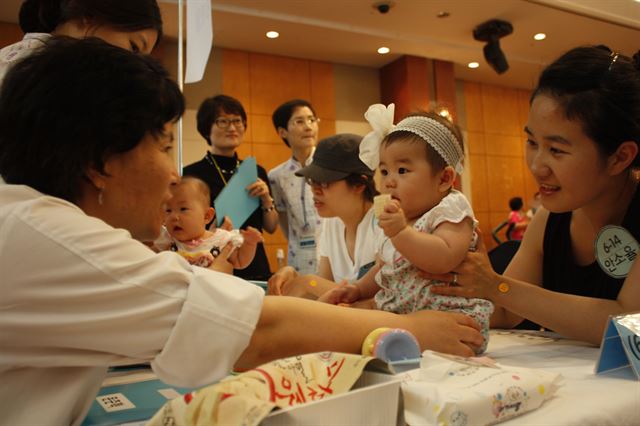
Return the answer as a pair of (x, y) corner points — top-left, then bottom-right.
(268, 153), (323, 274)
(0, 182), (264, 425)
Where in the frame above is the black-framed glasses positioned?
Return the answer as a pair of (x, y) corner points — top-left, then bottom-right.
(305, 178), (332, 189)
(215, 117), (245, 129)
(289, 116), (320, 128)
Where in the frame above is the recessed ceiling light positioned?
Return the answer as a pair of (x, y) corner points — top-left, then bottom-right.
(533, 33), (546, 41)
(266, 31), (279, 39)
(378, 47), (390, 54)
(436, 11), (450, 18)
(468, 62), (479, 69)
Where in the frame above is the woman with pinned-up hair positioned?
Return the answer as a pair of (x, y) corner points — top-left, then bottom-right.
(428, 46), (640, 346)
(0, 0), (163, 84)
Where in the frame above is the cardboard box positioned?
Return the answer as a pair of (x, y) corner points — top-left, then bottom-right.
(262, 371), (403, 426)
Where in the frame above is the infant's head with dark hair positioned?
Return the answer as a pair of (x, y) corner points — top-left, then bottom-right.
(164, 177), (214, 242)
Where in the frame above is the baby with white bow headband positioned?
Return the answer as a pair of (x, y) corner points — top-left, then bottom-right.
(319, 104), (493, 353)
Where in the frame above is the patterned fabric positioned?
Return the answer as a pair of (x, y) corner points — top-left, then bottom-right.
(172, 229), (243, 268)
(268, 155), (322, 274)
(0, 33), (50, 85)
(374, 190), (493, 353)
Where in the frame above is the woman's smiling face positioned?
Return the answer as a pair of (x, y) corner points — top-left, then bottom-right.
(525, 94), (610, 213)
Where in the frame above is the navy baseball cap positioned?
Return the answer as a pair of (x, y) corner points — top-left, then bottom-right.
(295, 133), (373, 182)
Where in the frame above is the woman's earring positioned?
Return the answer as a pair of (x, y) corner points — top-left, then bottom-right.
(98, 189), (104, 205)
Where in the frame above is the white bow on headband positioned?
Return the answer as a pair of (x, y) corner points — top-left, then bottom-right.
(359, 103), (395, 170)
(359, 103), (465, 174)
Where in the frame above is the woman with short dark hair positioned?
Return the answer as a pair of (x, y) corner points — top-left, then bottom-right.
(0, 38), (483, 425)
(183, 95), (279, 282)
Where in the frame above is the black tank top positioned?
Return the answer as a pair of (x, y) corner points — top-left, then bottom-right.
(542, 186), (640, 299)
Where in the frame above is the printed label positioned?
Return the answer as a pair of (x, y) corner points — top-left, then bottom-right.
(594, 225), (638, 278)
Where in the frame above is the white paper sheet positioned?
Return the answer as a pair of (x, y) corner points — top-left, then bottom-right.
(185, 0), (213, 84)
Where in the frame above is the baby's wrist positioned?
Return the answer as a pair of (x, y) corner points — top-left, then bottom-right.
(389, 225), (410, 240)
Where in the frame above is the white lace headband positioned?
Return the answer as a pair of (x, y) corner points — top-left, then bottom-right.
(359, 103), (464, 174)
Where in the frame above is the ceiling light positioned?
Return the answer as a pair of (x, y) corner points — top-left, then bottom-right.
(468, 62), (479, 69)
(437, 108), (452, 120)
(378, 47), (390, 54)
(266, 31), (279, 39)
(533, 33), (546, 41)
(436, 11), (450, 18)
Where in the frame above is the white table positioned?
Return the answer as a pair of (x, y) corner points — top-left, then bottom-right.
(485, 330), (640, 425)
(100, 330), (640, 426)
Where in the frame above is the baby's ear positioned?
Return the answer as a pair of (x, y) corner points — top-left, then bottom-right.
(204, 207), (215, 223)
(438, 166), (456, 192)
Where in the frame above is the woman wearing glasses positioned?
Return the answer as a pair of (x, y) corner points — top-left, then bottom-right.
(269, 99), (323, 275)
(268, 133), (383, 300)
(183, 95), (278, 281)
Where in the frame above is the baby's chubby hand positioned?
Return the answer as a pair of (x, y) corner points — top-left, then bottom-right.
(377, 199), (407, 238)
(240, 227), (263, 245)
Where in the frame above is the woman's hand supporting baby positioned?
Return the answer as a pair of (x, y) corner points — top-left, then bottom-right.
(317, 280), (359, 304)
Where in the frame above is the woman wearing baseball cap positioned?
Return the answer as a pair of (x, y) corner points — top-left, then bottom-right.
(268, 133), (382, 299)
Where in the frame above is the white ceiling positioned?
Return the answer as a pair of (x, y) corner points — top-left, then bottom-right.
(1, 0), (638, 89)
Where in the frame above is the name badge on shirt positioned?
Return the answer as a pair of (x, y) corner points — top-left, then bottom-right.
(299, 234), (316, 250)
(594, 225), (638, 278)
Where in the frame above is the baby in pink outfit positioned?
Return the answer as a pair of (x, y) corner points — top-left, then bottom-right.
(156, 177), (262, 270)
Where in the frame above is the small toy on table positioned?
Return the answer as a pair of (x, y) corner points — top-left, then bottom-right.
(362, 327), (421, 372)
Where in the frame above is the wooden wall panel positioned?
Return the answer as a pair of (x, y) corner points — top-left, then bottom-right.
(380, 57), (409, 119)
(380, 55), (430, 121)
(220, 49), (336, 273)
(463, 82), (484, 133)
(318, 119), (336, 140)
(466, 131), (486, 155)
(405, 56), (430, 114)
(485, 156), (527, 213)
(433, 59), (457, 119)
(0, 23), (22, 49)
(481, 85), (521, 136)
(469, 154), (489, 212)
(249, 114), (280, 145)
(310, 61), (336, 120)
(249, 53), (310, 115)
(462, 81), (533, 250)
(252, 143), (291, 175)
(221, 50), (251, 112)
(485, 134), (523, 157)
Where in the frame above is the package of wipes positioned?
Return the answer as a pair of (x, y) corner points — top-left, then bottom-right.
(401, 351), (562, 425)
(147, 352), (374, 426)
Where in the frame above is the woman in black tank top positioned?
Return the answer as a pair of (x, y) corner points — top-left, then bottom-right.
(427, 45), (640, 346)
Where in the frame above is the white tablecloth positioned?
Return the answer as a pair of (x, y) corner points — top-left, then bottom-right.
(486, 330), (640, 425)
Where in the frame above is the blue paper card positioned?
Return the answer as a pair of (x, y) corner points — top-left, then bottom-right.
(82, 376), (196, 426)
(213, 156), (259, 227)
(595, 311), (640, 380)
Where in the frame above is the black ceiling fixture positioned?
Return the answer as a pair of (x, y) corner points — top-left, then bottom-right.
(473, 19), (513, 74)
